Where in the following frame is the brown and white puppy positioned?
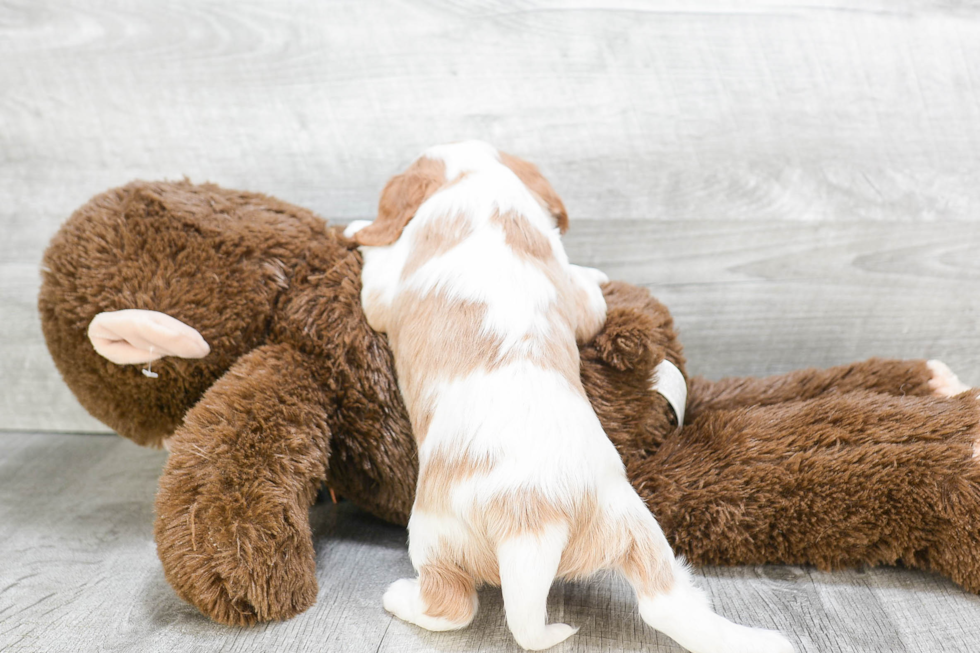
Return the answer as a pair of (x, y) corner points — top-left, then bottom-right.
(345, 141), (793, 653)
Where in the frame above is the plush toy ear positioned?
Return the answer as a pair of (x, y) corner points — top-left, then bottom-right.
(354, 156), (447, 247)
(88, 309), (210, 365)
(499, 151), (569, 234)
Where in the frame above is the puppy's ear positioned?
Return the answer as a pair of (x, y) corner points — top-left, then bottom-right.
(499, 152), (569, 234)
(354, 157), (447, 247)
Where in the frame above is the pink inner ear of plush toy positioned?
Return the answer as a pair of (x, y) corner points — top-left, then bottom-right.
(87, 309), (210, 365)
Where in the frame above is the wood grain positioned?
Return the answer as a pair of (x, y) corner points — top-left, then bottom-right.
(563, 220), (980, 384)
(3, 0), (980, 257)
(2, 432), (980, 652)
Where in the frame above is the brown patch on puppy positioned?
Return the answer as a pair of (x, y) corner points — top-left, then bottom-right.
(489, 208), (592, 382)
(412, 395), (436, 444)
(479, 489), (569, 541)
(490, 209), (554, 262)
(499, 152), (568, 233)
(415, 451), (495, 513)
(418, 561), (477, 623)
(555, 504), (674, 596)
(530, 305), (588, 396)
(401, 211), (474, 281)
(390, 288), (587, 445)
(616, 521), (675, 596)
(355, 156), (448, 247)
(389, 292), (498, 445)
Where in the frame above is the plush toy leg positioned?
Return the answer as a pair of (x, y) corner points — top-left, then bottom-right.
(635, 389), (980, 593)
(155, 344), (331, 625)
(686, 357), (946, 420)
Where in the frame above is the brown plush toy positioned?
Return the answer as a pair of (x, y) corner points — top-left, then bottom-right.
(39, 179), (980, 627)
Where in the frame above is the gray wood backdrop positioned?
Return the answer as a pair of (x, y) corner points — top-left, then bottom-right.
(3, 2), (980, 652)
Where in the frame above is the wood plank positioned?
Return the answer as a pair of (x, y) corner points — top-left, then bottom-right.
(563, 220), (980, 384)
(1, 261), (108, 433)
(2, 431), (980, 652)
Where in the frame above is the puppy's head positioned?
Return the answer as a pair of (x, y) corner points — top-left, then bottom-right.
(353, 142), (569, 247)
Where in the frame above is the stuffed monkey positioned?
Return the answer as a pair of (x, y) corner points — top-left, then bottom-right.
(38, 179), (980, 626)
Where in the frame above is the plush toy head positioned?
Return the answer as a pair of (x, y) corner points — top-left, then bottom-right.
(38, 181), (347, 448)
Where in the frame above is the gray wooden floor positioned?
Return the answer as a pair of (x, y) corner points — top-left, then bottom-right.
(4, 0), (980, 651)
(2, 431), (979, 653)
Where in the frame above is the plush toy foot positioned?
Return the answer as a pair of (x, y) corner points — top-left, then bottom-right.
(926, 360), (971, 397)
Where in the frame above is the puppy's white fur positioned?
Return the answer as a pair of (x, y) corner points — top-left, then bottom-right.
(348, 141), (793, 653)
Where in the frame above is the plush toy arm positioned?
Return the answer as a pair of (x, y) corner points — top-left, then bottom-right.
(582, 281), (686, 374)
(155, 343), (331, 626)
(635, 390), (980, 594)
(685, 357), (950, 422)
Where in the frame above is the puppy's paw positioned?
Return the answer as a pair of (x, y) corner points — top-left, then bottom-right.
(514, 623), (579, 651)
(571, 264), (609, 286)
(383, 578), (421, 621)
(383, 577), (475, 632)
(343, 220), (373, 239)
(927, 360), (971, 397)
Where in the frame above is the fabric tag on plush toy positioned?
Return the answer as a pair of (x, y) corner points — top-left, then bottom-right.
(652, 360), (687, 428)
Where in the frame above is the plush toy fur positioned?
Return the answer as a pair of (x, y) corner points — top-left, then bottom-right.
(39, 179), (980, 627)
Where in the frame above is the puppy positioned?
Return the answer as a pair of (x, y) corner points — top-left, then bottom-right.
(345, 141), (793, 653)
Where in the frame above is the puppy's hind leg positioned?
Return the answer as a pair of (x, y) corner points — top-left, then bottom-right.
(383, 560), (479, 632)
(616, 491), (794, 653)
(498, 523), (578, 651)
(634, 563), (794, 653)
